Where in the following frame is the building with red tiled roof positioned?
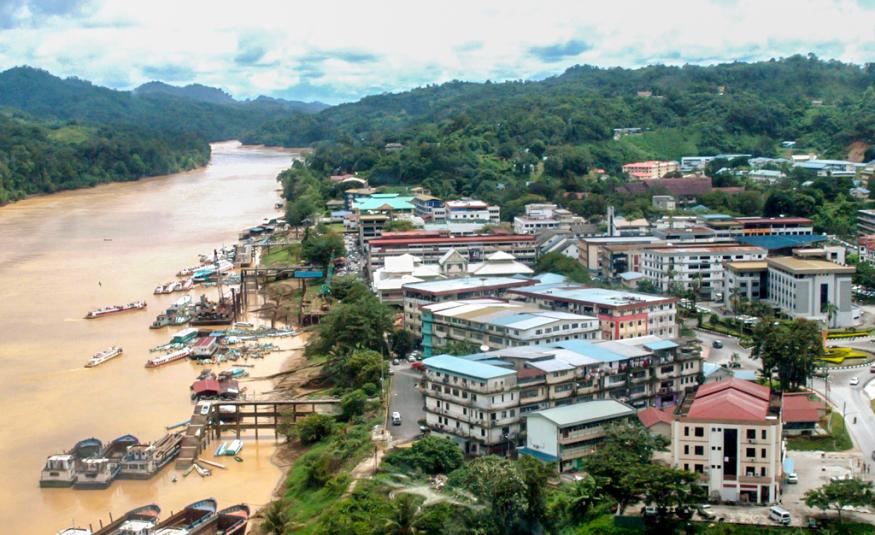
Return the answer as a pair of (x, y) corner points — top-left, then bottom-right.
(782, 392), (826, 436)
(672, 378), (783, 505)
(637, 406), (673, 440)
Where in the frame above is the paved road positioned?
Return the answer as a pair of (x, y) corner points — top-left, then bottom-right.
(812, 367), (875, 462)
(693, 329), (757, 370)
(388, 362), (425, 443)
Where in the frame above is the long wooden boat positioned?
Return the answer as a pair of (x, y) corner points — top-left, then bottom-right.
(153, 498), (217, 534)
(216, 504), (250, 535)
(92, 503), (161, 535)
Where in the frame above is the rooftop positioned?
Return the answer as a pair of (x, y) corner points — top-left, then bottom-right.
(370, 234), (535, 246)
(353, 195), (415, 211)
(766, 256), (855, 275)
(423, 354), (516, 380)
(724, 261), (769, 272)
(736, 234), (826, 250)
(638, 406), (674, 428)
(508, 284), (675, 307)
(782, 392), (825, 423)
(424, 299), (595, 330)
(686, 378), (773, 422)
(530, 399), (635, 427)
(403, 276), (533, 296)
(644, 244), (766, 255)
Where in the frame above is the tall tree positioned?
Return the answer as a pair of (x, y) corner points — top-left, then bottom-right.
(804, 478), (874, 523)
(752, 318), (824, 391)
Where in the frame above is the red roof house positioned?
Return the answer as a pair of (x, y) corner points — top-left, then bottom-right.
(686, 378), (772, 422)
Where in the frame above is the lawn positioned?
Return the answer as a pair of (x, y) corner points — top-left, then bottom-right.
(786, 412), (853, 451)
(261, 243), (302, 267)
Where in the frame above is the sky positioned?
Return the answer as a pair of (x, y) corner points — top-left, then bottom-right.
(1, 0), (875, 104)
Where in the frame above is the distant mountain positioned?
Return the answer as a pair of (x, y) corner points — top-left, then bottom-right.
(0, 66), (329, 142)
(250, 95), (329, 114)
(134, 81), (236, 105)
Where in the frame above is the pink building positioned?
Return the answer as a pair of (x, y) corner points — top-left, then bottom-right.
(622, 160), (680, 180)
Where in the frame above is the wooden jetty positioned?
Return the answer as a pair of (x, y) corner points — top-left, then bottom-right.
(175, 399), (340, 468)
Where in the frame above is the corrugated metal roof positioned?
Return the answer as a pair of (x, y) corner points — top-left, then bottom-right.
(530, 400), (635, 427)
(736, 234), (826, 250)
(423, 354), (516, 380)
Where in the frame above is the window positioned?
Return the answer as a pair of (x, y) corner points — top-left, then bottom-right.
(694, 427), (704, 437)
(684, 445), (690, 455)
(761, 448), (767, 459)
(746, 448), (756, 458)
(694, 464), (704, 473)
(694, 446), (704, 455)
(746, 429), (755, 440)
(761, 429), (767, 440)
(684, 426), (689, 437)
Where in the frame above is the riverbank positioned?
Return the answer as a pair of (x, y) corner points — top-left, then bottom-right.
(0, 142), (301, 533)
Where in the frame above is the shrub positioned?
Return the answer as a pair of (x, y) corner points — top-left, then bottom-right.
(385, 436), (464, 475)
(296, 413), (336, 445)
(361, 382), (378, 397)
(340, 389), (368, 420)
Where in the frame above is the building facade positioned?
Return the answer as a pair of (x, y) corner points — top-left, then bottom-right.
(423, 336), (703, 455)
(420, 299), (600, 356)
(622, 160), (680, 179)
(767, 256), (855, 327)
(672, 379), (782, 505)
(507, 284), (678, 340)
(367, 234), (537, 272)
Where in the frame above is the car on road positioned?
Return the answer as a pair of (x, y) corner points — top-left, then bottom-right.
(850, 377), (860, 386)
(697, 505), (715, 520)
(712, 340), (724, 349)
(407, 356), (416, 363)
(391, 411), (401, 425)
(392, 358), (399, 365)
(786, 472), (798, 484)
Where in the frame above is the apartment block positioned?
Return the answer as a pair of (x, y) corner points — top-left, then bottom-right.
(519, 400), (635, 472)
(420, 299), (599, 356)
(640, 244), (767, 300)
(858, 209), (875, 236)
(507, 284), (678, 340)
(622, 160), (680, 179)
(367, 234), (537, 272)
(767, 256), (854, 327)
(422, 336), (703, 455)
(672, 379), (782, 505)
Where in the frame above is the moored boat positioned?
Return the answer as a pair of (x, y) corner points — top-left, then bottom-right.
(216, 504), (250, 535)
(73, 435), (139, 490)
(85, 346), (123, 368)
(41, 437), (102, 488)
(153, 498), (217, 535)
(119, 433), (182, 480)
(91, 504), (161, 535)
(145, 347), (192, 368)
(85, 301), (147, 319)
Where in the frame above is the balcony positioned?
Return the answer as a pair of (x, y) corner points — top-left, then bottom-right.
(558, 427), (605, 445)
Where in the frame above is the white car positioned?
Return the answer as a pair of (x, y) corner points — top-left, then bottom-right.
(786, 472), (798, 484)
(850, 377), (860, 386)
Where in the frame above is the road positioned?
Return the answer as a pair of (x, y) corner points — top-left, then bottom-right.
(388, 361), (425, 443)
(696, 327), (875, 460)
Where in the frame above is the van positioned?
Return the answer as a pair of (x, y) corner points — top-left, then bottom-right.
(391, 412), (402, 426)
(769, 506), (791, 525)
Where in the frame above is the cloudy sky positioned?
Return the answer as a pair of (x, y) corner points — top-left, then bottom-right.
(1, 0), (875, 104)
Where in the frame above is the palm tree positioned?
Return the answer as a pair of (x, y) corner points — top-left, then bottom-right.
(384, 494), (423, 535)
(565, 475), (600, 522)
(825, 302), (838, 329)
(261, 501), (289, 535)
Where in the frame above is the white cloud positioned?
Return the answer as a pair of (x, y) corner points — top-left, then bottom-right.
(0, 0), (873, 103)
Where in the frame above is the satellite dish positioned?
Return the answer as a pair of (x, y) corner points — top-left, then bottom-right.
(480, 345), (490, 352)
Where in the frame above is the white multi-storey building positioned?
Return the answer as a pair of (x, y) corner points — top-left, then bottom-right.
(767, 256), (855, 327)
(641, 244), (767, 299)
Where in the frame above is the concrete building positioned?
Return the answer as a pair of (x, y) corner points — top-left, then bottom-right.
(672, 379), (782, 505)
(520, 400), (635, 471)
(723, 261), (769, 308)
(371, 254), (445, 305)
(352, 193), (415, 215)
(640, 244), (768, 299)
(637, 406), (674, 440)
(412, 194), (445, 219)
(367, 234), (537, 272)
(579, 236), (662, 273)
(507, 284), (678, 340)
(766, 256), (854, 327)
(858, 209), (875, 236)
(442, 199), (501, 224)
(423, 336), (703, 454)
(622, 160), (680, 179)
(535, 231), (580, 260)
(513, 203), (584, 235)
(402, 276), (538, 334)
(652, 195), (677, 211)
(420, 299), (600, 357)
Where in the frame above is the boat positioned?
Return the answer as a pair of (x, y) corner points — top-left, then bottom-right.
(170, 295), (193, 309)
(145, 347), (192, 368)
(85, 301), (147, 319)
(150, 314), (172, 329)
(216, 504), (250, 535)
(153, 285), (165, 295)
(152, 498), (217, 534)
(73, 435), (139, 490)
(181, 279), (195, 291)
(219, 440), (243, 457)
(168, 281), (184, 293)
(57, 529), (92, 535)
(91, 504), (161, 535)
(118, 433), (183, 480)
(214, 442), (227, 456)
(193, 463), (212, 477)
(233, 456), (243, 463)
(40, 437), (102, 488)
(232, 322), (253, 329)
(85, 346), (123, 368)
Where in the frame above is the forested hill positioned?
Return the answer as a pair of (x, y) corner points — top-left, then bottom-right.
(0, 67), (326, 142)
(0, 111), (209, 204)
(242, 55), (875, 162)
(0, 66), (328, 204)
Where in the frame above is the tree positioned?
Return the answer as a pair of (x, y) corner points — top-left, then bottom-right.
(292, 413), (335, 444)
(640, 464), (699, 514)
(339, 349), (385, 388)
(262, 501), (290, 535)
(385, 436), (464, 475)
(383, 219), (416, 232)
(535, 252), (591, 283)
(804, 478), (874, 523)
(390, 329), (418, 357)
(436, 340), (480, 356)
(384, 494), (425, 535)
(549, 474), (602, 524)
(448, 456), (529, 535)
(751, 318), (824, 391)
(516, 455), (554, 529)
(309, 292), (393, 355)
(340, 389), (368, 420)
(301, 229), (346, 270)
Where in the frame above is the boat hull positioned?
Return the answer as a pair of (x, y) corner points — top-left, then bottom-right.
(39, 479), (76, 488)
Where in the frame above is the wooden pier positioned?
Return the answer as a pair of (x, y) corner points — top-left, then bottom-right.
(175, 398), (341, 468)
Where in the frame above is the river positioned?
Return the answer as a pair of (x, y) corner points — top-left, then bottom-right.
(0, 141), (300, 533)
